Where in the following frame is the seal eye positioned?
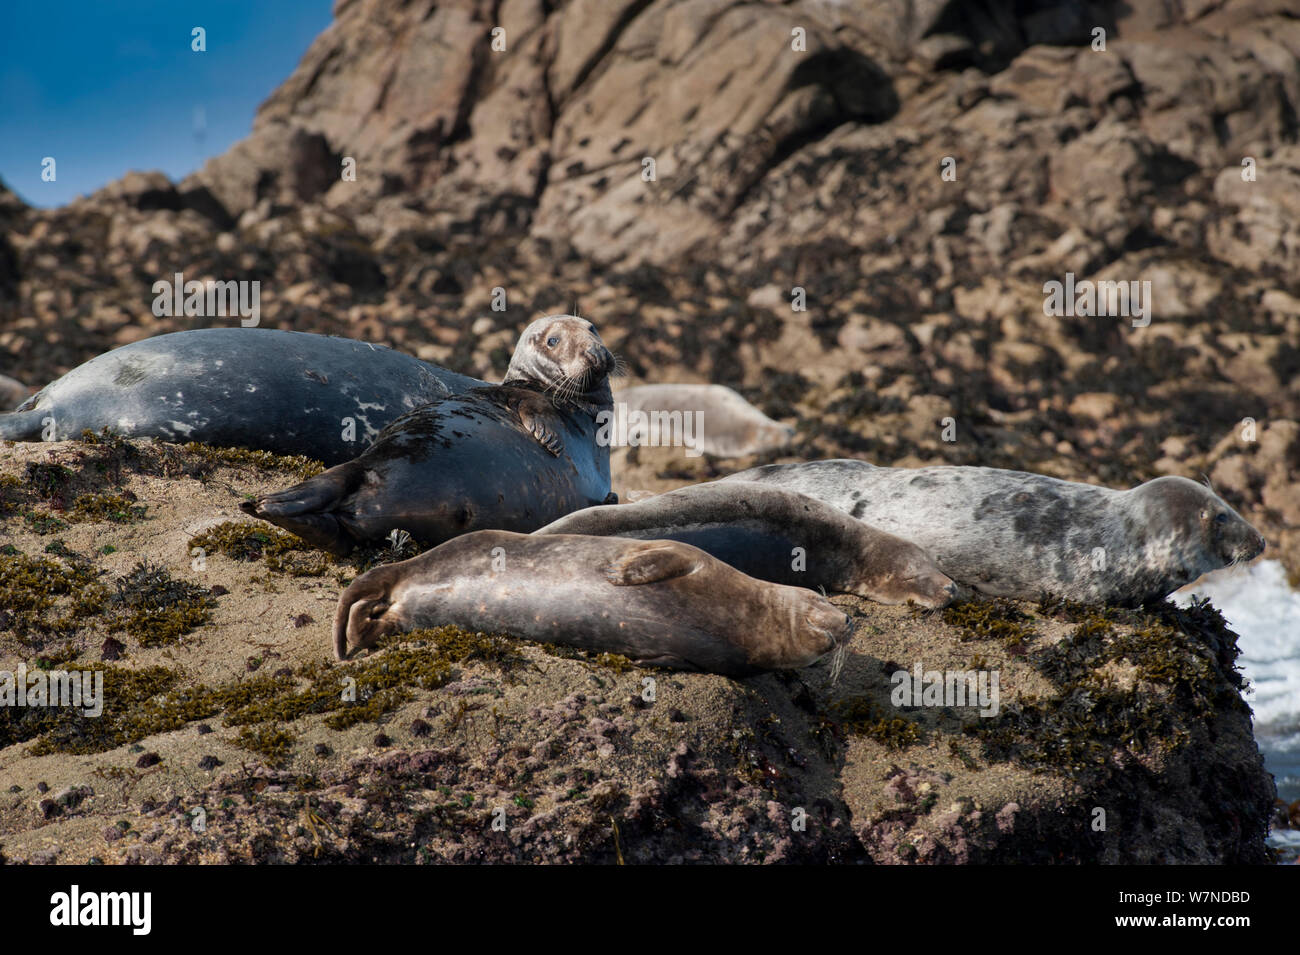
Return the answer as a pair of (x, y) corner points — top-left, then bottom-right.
(546, 337), (560, 348)
(1214, 513), (1229, 525)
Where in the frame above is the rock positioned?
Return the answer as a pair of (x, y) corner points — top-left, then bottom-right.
(0, 0), (1291, 866)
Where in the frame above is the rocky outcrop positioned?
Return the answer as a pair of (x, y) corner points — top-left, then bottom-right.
(0, 440), (1275, 864)
(0, 0), (1294, 861)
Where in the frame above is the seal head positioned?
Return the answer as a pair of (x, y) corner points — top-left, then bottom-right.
(504, 315), (617, 412)
(1130, 476), (1265, 573)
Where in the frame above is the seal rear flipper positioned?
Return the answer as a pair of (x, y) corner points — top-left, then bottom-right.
(0, 409), (45, 440)
(604, 543), (702, 586)
(239, 463), (366, 555)
(242, 462), (365, 518)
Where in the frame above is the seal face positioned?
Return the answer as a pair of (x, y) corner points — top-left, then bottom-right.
(0, 327), (483, 464)
(720, 461), (1266, 604)
(535, 480), (958, 608)
(241, 316), (617, 554)
(333, 530), (854, 674)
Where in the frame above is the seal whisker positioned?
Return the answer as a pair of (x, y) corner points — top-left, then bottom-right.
(828, 635), (848, 685)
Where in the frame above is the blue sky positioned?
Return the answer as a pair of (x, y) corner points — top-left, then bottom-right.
(0, 1), (334, 208)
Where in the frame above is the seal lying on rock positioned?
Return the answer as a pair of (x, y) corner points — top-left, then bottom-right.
(240, 316), (617, 555)
(0, 373), (29, 411)
(334, 530), (854, 674)
(534, 481), (958, 608)
(610, 384), (795, 457)
(719, 460), (1266, 604)
(0, 327), (483, 465)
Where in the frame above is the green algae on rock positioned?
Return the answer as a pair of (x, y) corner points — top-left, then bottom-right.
(68, 492), (146, 523)
(942, 599), (1039, 649)
(108, 561), (216, 647)
(189, 521), (329, 577)
(829, 696), (924, 749)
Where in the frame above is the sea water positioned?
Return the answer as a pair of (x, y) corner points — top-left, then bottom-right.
(1176, 559), (1300, 863)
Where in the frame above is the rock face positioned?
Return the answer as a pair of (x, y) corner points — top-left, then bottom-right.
(0, 441), (1276, 864)
(0, 0), (1293, 862)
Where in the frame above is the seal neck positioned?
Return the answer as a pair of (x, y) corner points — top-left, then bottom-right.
(502, 375), (613, 419)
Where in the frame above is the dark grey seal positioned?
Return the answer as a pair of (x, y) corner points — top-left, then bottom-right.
(534, 481), (958, 607)
(241, 316), (617, 555)
(334, 529), (854, 674)
(719, 460), (1266, 604)
(0, 327), (484, 465)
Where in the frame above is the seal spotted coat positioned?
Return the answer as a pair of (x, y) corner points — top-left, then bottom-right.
(0, 327), (483, 465)
(719, 460), (1265, 604)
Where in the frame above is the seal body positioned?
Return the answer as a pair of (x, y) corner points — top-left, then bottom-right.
(0, 373), (29, 411)
(0, 328), (481, 465)
(242, 316), (617, 554)
(612, 383), (794, 457)
(334, 530), (854, 674)
(535, 481), (958, 608)
(720, 460), (1266, 604)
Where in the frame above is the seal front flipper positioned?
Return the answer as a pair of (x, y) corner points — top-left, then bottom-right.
(604, 543), (701, 586)
(518, 405), (564, 457)
(240, 461), (367, 555)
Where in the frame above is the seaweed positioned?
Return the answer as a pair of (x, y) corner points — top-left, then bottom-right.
(189, 521), (329, 576)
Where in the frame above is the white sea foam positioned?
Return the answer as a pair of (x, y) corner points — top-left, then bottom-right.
(1176, 559), (1300, 730)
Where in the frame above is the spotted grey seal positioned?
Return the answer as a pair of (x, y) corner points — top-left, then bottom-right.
(0, 373), (29, 411)
(609, 383), (795, 457)
(241, 316), (616, 555)
(334, 529), (854, 674)
(534, 481), (958, 608)
(719, 460), (1265, 604)
(0, 327), (482, 465)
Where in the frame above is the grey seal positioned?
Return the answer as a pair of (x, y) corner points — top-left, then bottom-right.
(719, 460), (1266, 604)
(241, 316), (617, 555)
(534, 480), (958, 608)
(609, 383), (795, 457)
(0, 327), (483, 465)
(334, 529), (854, 674)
